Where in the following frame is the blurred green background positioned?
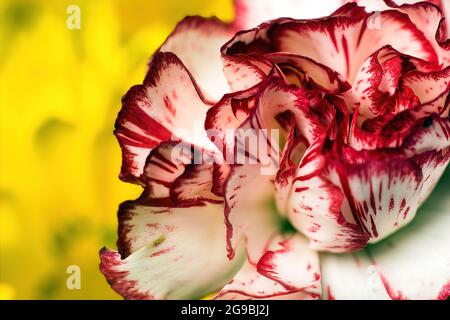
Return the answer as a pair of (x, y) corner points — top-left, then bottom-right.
(0, 0), (233, 299)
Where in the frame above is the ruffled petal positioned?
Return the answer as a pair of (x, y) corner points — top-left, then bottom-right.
(404, 114), (450, 154)
(364, 171), (450, 300)
(391, 2), (446, 60)
(349, 98), (450, 152)
(290, 115), (450, 250)
(264, 53), (351, 93)
(170, 163), (223, 206)
(270, 9), (438, 81)
(242, 77), (326, 146)
(337, 117), (450, 243)
(363, 1), (450, 60)
(332, 154), (424, 242)
(221, 54), (273, 92)
(288, 138), (370, 253)
(100, 200), (243, 299)
(205, 83), (268, 195)
(216, 234), (321, 300)
(142, 141), (190, 199)
(115, 52), (216, 183)
(414, 88), (450, 118)
(402, 67), (450, 105)
(337, 118), (450, 243)
(158, 17), (233, 102)
(205, 85), (260, 161)
(322, 169), (450, 300)
(207, 76), (324, 174)
(142, 140), (222, 204)
(349, 47), (420, 119)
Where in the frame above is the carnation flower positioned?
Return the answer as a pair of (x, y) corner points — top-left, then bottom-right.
(100, 0), (450, 300)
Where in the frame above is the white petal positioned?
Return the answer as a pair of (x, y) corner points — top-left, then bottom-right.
(234, 0), (343, 29)
(100, 202), (243, 299)
(159, 17), (233, 102)
(216, 234), (321, 300)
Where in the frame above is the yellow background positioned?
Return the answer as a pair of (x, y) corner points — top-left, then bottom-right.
(0, 0), (233, 299)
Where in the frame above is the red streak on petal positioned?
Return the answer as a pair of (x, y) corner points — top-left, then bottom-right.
(327, 286), (335, 300)
(341, 35), (350, 79)
(388, 197), (395, 211)
(399, 198), (407, 214)
(337, 168), (370, 235)
(150, 248), (173, 258)
(369, 215), (379, 238)
(295, 187), (309, 193)
(163, 95), (176, 117)
(437, 281), (450, 300)
(379, 272), (408, 300)
(403, 207), (410, 220)
(356, 18), (367, 48)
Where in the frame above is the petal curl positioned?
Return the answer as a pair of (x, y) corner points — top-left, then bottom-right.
(115, 52), (216, 183)
(205, 85), (260, 162)
(221, 54), (273, 92)
(158, 16), (233, 102)
(142, 141), (221, 204)
(264, 53), (351, 94)
(349, 46), (421, 120)
(141, 141), (190, 199)
(271, 9), (438, 81)
(288, 138), (370, 253)
(402, 67), (450, 105)
(241, 77), (326, 147)
(216, 234), (321, 300)
(170, 163), (223, 206)
(225, 3), (439, 83)
(355, 0), (450, 64)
